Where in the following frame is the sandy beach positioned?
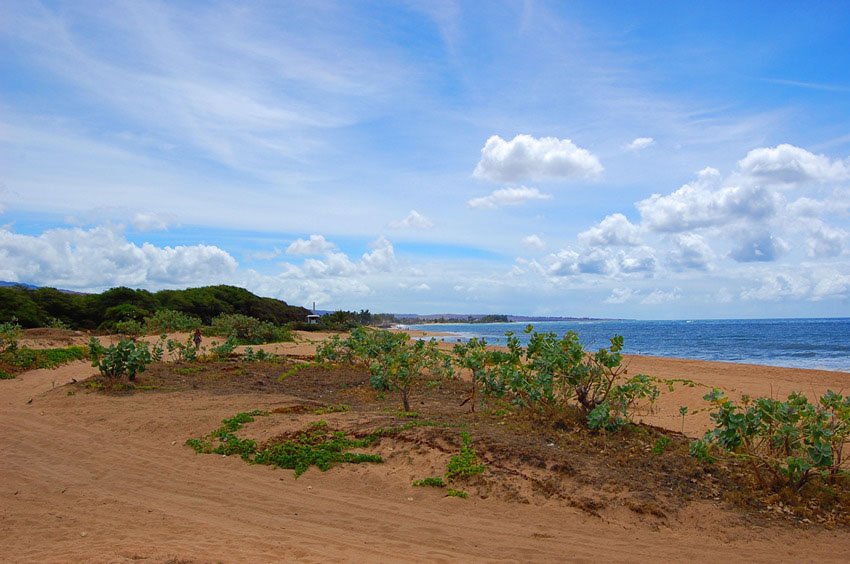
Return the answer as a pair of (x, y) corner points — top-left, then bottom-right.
(3, 330), (850, 562)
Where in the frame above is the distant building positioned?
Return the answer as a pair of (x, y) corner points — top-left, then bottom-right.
(306, 314), (320, 325)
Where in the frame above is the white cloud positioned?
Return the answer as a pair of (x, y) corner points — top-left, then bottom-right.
(605, 287), (637, 304)
(578, 213), (641, 246)
(131, 211), (175, 232)
(729, 233), (789, 263)
(0, 226), (237, 289)
(412, 283), (431, 292)
(286, 235), (337, 256)
(618, 247), (657, 274)
(246, 248), (282, 261)
(667, 233), (714, 271)
(302, 252), (357, 277)
(240, 269), (370, 309)
(741, 270), (850, 302)
(521, 234), (546, 250)
(389, 210), (434, 229)
(738, 144), (850, 186)
(626, 137), (654, 151)
(473, 134), (603, 183)
(637, 173), (781, 233)
(641, 288), (681, 305)
(805, 222), (847, 258)
(544, 246), (655, 278)
(468, 186), (552, 209)
(740, 273), (810, 302)
(788, 193), (850, 218)
(360, 236), (396, 273)
(812, 273), (850, 300)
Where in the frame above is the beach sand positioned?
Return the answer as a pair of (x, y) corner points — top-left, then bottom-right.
(3, 330), (850, 562)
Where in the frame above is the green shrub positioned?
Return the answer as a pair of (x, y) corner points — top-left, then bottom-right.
(412, 476), (446, 488)
(0, 318), (22, 353)
(209, 336), (238, 359)
(445, 432), (486, 481)
(89, 337), (152, 381)
(456, 327), (661, 430)
(187, 416), (382, 477)
(166, 336), (198, 362)
(209, 313), (292, 345)
(691, 389), (850, 491)
(144, 309), (202, 333)
(114, 319), (144, 336)
(317, 328), (453, 412)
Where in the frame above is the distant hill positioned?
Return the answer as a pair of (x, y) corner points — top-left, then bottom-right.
(0, 281), (40, 290)
(0, 284), (309, 329)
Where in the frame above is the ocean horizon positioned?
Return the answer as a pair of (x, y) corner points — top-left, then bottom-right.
(404, 317), (850, 373)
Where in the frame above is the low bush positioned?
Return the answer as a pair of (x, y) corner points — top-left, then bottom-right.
(88, 337), (153, 381)
(187, 415), (382, 477)
(144, 309), (202, 333)
(691, 389), (850, 492)
(0, 318), (22, 353)
(317, 328), (453, 411)
(208, 313), (292, 345)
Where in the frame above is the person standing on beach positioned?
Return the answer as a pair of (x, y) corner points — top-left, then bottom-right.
(193, 328), (202, 349)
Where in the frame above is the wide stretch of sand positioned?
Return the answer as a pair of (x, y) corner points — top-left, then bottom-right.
(3, 331), (850, 562)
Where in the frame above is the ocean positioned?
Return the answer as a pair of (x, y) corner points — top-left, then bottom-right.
(404, 318), (850, 372)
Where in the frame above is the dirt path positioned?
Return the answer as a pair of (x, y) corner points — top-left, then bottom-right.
(3, 360), (850, 562)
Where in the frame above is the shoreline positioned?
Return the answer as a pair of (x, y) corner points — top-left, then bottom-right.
(400, 325), (850, 374)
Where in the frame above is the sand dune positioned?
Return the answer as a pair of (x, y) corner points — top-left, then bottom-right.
(3, 333), (850, 562)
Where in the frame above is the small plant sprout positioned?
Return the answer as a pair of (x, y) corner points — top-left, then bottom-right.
(678, 406), (689, 434)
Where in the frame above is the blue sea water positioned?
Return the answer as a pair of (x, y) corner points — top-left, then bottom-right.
(404, 318), (850, 372)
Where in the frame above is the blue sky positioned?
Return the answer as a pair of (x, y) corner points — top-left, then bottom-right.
(2, 0), (850, 318)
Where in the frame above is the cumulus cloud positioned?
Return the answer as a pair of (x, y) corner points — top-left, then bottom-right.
(578, 213), (642, 246)
(0, 226), (237, 289)
(605, 288), (637, 304)
(389, 210), (434, 229)
(293, 236), (396, 278)
(360, 236), (396, 272)
(626, 137), (654, 151)
(302, 252), (356, 277)
(805, 222), (847, 258)
(544, 247), (656, 278)
(521, 234), (546, 250)
(641, 288), (681, 305)
(812, 273), (850, 300)
(468, 186), (552, 209)
(241, 269), (370, 309)
(131, 211), (175, 232)
(667, 233), (714, 271)
(729, 233), (789, 263)
(473, 134), (603, 183)
(286, 234), (336, 256)
(738, 144), (850, 186)
(740, 273), (810, 301)
(637, 174), (781, 232)
(741, 270), (850, 302)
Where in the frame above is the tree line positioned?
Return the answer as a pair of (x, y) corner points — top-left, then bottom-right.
(0, 284), (309, 330)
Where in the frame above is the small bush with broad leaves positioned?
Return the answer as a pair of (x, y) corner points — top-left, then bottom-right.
(317, 328), (453, 411)
(691, 389), (850, 491)
(88, 337), (152, 381)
